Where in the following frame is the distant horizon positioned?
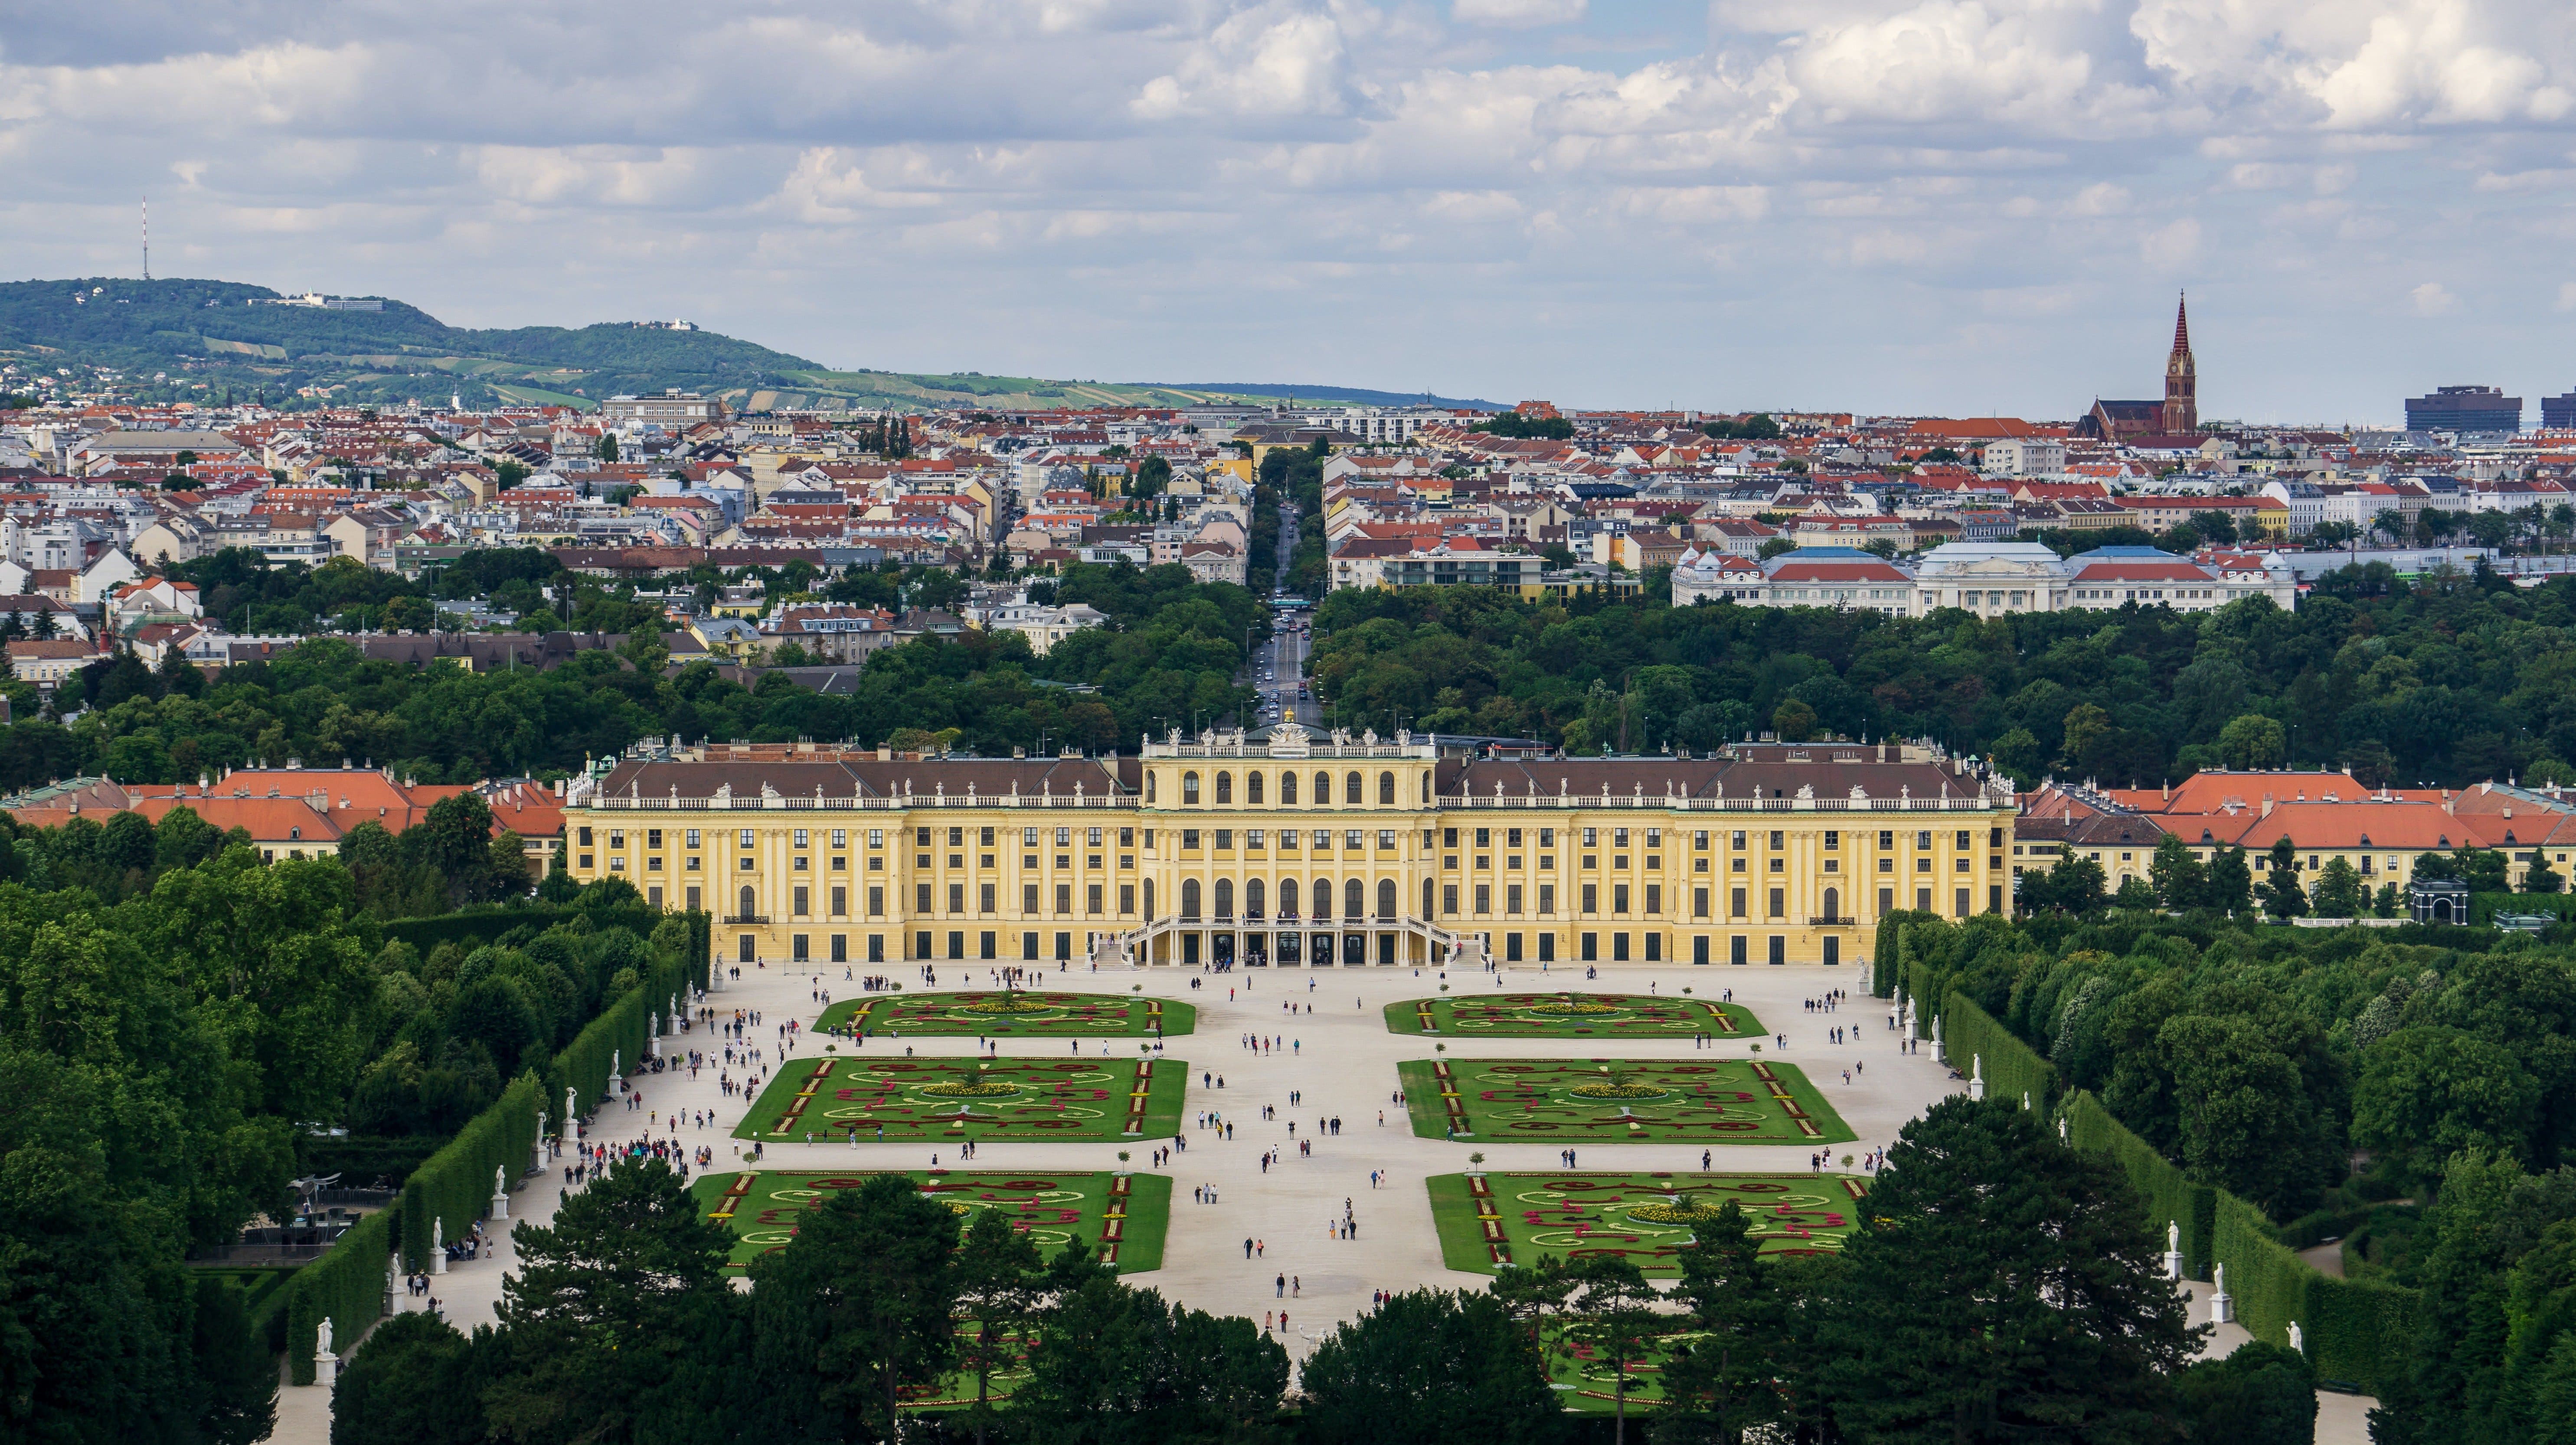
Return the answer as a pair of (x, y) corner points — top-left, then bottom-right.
(6, 2), (2573, 422)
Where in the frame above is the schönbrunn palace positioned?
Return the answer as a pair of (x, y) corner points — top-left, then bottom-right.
(562, 724), (2018, 971)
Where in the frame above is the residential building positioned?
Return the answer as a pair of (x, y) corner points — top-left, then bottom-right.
(2406, 385), (2522, 434)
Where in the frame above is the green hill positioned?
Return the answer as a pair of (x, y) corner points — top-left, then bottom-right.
(0, 278), (1500, 415)
(0, 278), (817, 412)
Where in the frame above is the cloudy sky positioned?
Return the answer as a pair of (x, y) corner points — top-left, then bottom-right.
(6, 0), (2574, 421)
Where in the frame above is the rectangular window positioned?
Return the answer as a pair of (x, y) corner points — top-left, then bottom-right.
(1731, 935), (1747, 965)
(1183, 830), (1200, 850)
(1582, 883), (1598, 913)
(1056, 883), (1072, 915)
(1538, 884), (1555, 915)
(1087, 884), (1103, 915)
(1056, 932), (1073, 961)
(1956, 830), (1972, 850)
(792, 886), (809, 916)
(1023, 883), (1040, 915)
(1444, 827), (1458, 847)
(979, 931), (996, 960)
(1442, 884), (1458, 915)
(1023, 931), (1040, 961)
(980, 827), (995, 847)
(1614, 828), (1629, 848)
(1475, 884), (1491, 913)
(917, 883), (933, 913)
(868, 830), (883, 849)
(686, 886), (701, 912)
(742, 829), (757, 849)
(948, 883), (964, 914)
(1693, 887), (1709, 918)
(1956, 887), (1971, 918)
(1119, 884), (1136, 915)
(1645, 933), (1661, 962)
(1769, 830), (1784, 850)
(869, 886), (884, 917)
(1024, 827), (1040, 846)
(870, 935), (885, 963)
(1730, 830), (1746, 850)
(1508, 828), (1523, 847)
(1645, 883), (1661, 915)
(1767, 887), (1784, 918)
(1583, 827), (1599, 847)
(1507, 884), (1523, 914)
(1581, 932), (1598, 961)
(1613, 884), (1629, 914)
(1539, 933), (1556, 962)
(1507, 932), (1524, 961)
(577, 827), (593, 847)
(832, 829), (847, 848)
(1769, 936), (1785, 966)
(1613, 932), (1630, 961)
(686, 829), (701, 848)
(1731, 886), (1747, 918)
(793, 829), (808, 848)
(1917, 886), (1932, 911)
(647, 886), (662, 908)
(980, 883), (997, 914)
(830, 934), (847, 963)
(1540, 828), (1555, 848)
(830, 886), (847, 916)
(792, 934), (809, 962)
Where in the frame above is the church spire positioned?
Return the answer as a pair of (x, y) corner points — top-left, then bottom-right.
(2163, 291), (2197, 435)
(2171, 291), (2190, 357)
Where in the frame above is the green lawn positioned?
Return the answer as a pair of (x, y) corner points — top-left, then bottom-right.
(692, 1167), (1171, 1275)
(1425, 1170), (1867, 1275)
(1398, 1057), (1856, 1144)
(816, 990), (1195, 1038)
(733, 1055), (1188, 1144)
(1385, 991), (1762, 1039)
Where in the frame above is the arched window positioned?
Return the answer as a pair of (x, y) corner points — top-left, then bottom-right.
(1314, 771), (1331, 804)
(1182, 772), (1200, 805)
(1422, 878), (1435, 920)
(1246, 878), (1265, 918)
(1181, 879), (1201, 920)
(1247, 772), (1265, 804)
(1378, 879), (1397, 919)
(1823, 886), (1840, 921)
(1422, 772), (1432, 803)
(1143, 879), (1155, 919)
(739, 885), (755, 920)
(1379, 771), (1395, 804)
(1347, 772), (1364, 806)
(1216, 772), (1232, 804)
(1280, 771), (1298, 805)
(1214, 879), (1233, 918)
(1346, 878), (1366, 919)
(1146, 772), (1157, 803)
(1314, 879), (1333, 920)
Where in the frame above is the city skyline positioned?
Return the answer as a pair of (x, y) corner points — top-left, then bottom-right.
(6, 1), (2576, 422)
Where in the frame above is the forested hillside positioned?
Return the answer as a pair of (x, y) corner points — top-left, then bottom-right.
(1310, 563), (2575, 788)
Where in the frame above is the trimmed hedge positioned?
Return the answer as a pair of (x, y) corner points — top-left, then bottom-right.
(2063, 1090), (2215, 1279)
(2470, 890), (2576, 925)
(379, 902), (668, 955)
(401, 1071), (543, 1272)
(1938, 991), (2057, 1113)
(2210, 1194), (2419, 1395)
(283, 915), (710, 1373)
(1871, 911), (1935, 997)
(556, 951), (694, 1125)
(284, 1202), (397, 1386)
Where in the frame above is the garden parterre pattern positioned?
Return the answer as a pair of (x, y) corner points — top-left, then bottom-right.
(815, 990), (1195, 1038)
(692, 1168), (1172, 1275)
(1386, 991), (1762, 1038)
(1425, 1170), (1867, 1274)
(731, 1055), (1187, 1143)
(1398, 1056), (1856, 1144)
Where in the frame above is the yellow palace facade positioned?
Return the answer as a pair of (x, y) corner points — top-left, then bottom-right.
(563, 726), (2016, 972)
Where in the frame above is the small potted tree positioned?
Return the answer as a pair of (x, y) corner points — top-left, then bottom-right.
(1115, 1150), (1132, 1179)
(1466, 1151), (1486, 1180)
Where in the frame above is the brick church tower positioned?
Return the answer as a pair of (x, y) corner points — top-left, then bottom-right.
(2162, 293), (2197, 435)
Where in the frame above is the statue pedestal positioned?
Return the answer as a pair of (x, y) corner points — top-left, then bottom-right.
(314, 1349), (336, 1389)
(2164, 1250), (2183, 1281)
(431, 1248), (446, 1276)
(491, 1187), (509, 1220)
(2210, 1289), (2232, 1324)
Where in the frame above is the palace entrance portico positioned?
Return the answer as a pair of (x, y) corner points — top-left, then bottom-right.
(1097, 912), (1469, 968)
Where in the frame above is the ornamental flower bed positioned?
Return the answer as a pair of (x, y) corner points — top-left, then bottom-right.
(691, 1167), (1170, 1274)
(734, 1056), (1187, 1144)
(1426, 1170), (1867, 1275)
(1397, 1057), (1856, 1144)
(816, 990), (1196, 1038)
(1386, 991), (1762, 1037)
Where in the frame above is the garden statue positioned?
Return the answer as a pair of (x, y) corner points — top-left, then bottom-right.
(432, 1217), (446, 1275)
(2288, 1321), (2303, 1354)
(314, 1318), (335, 1388)
(2210, 1262), (2232, 1323)
(491, 1164), (509, 1220)
(2164, 1221), (2183, 1280)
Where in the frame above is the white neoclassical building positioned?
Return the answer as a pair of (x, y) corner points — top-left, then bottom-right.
(1909, 542), (2073, 616)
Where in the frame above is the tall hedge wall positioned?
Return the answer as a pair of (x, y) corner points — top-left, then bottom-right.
(379, 903), (666, 955)
(2063, 1090), (2215, 1279)
(283, 1201), (397, 1387)
(1871, 911), (1935, 998)
(284, 916), (708, 1375)
(400, 1071), (543, 1271)
(1937, 991), (2057, 1112)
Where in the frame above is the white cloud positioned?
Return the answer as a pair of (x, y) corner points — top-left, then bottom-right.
(3, 0), (2574, 416)
(2411, 280), (2459, 314)
(2140, 216), (2201, 268)
(1453, 0), (1588, 26)
(2557, 281), (2576, 311)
